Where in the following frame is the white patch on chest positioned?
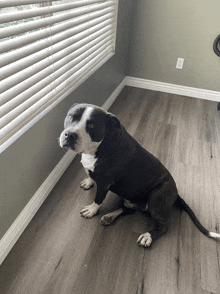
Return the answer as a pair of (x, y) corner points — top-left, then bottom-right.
(81, 153), (97, 172)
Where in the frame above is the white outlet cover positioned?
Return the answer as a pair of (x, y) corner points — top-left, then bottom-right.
(176, 58), (184, 69)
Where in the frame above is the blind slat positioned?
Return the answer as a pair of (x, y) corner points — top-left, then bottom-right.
(0, 0), (105, 23)
(1, 40), (113, 128)
(0, 45), (113, 139)
(0, 11), (114, 75)
(1, 32), (113, 117)
(0, 1), (114, 41)
(0, 10), (114, 57)
(0, 21), (114, 95)
(0, 0), (105, 8)
(0, 2), (112, 46)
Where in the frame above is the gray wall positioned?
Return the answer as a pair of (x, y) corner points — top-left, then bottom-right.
(129, 0), (220, 92)
(0, 0), (135, 239)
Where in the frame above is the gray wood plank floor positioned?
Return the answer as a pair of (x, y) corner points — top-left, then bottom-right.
(0, 86), (220, 294)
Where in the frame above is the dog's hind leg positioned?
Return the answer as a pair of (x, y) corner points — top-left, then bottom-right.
(137, 178), (178, 247)
(100, 206), (135, 226)
(137, 216), (168, 247)
(100, 208), (124, 225)
(137, 204), (171, 247)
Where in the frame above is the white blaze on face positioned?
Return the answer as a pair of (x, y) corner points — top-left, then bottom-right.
(71, 107), (102, 155)
(70, 106), (92, 153)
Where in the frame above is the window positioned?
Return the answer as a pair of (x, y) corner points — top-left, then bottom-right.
(0, 0), (118, 153)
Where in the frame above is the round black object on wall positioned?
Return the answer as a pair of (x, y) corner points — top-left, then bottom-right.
(213, 35), (220, 110)
(213, 35), (220, 57)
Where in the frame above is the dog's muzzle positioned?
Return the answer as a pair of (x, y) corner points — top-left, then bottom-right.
(60, 130), (78, 149)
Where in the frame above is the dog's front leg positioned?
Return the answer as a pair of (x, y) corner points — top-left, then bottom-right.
(80, 183), (108, 218)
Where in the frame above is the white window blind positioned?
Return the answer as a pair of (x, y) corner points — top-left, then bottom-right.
(0, 0), (118, 153)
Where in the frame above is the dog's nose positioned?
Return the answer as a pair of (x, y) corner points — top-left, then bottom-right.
(64, 131), (77, 142)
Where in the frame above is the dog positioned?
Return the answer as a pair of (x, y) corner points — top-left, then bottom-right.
(59, 103), (220, 247)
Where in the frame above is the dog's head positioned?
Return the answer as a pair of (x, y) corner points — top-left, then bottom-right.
(59, 103), (120, 154)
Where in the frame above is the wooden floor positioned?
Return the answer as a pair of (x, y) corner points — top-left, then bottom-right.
(1, 86), (220, 294)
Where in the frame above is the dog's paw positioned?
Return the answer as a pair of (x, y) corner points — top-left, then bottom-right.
(80, 202), (100, 218)
(137, 232), (152, 247)
(100, 208), (124, 226)
(100, 214), (115, 226)
(80, 178), (94, 190)
(124, 199), (137, 209)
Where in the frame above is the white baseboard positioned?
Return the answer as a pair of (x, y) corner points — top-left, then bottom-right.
(125, 76), (220, 102)
(102, 78), (126, 110)
(0, 77), (126, 266)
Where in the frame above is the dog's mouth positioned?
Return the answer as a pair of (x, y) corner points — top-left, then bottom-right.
(59, 136), (84, 154)
(60, 141), (75, 150)
(59, 137), (73, 150)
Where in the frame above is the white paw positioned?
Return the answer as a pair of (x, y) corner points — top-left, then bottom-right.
(137, 232), (152, 247)
(80, 178), (94, 190)
(80, 202), (100, 218)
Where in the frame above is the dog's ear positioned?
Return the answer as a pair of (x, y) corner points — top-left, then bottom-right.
(68, 103), (78, 112)
(106, 113), (121, 129)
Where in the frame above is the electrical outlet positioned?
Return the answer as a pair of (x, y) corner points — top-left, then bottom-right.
(176, 58), (184, 69)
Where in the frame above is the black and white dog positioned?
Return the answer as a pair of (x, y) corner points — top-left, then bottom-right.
(59, 103), (220, 247)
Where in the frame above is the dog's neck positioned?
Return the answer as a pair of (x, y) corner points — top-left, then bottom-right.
(82, 140), (102, 156)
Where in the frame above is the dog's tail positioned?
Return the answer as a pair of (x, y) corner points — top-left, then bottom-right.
(176, 195), (220, 239)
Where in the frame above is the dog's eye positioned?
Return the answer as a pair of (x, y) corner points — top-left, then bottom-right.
(88, 123), (94, 128)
